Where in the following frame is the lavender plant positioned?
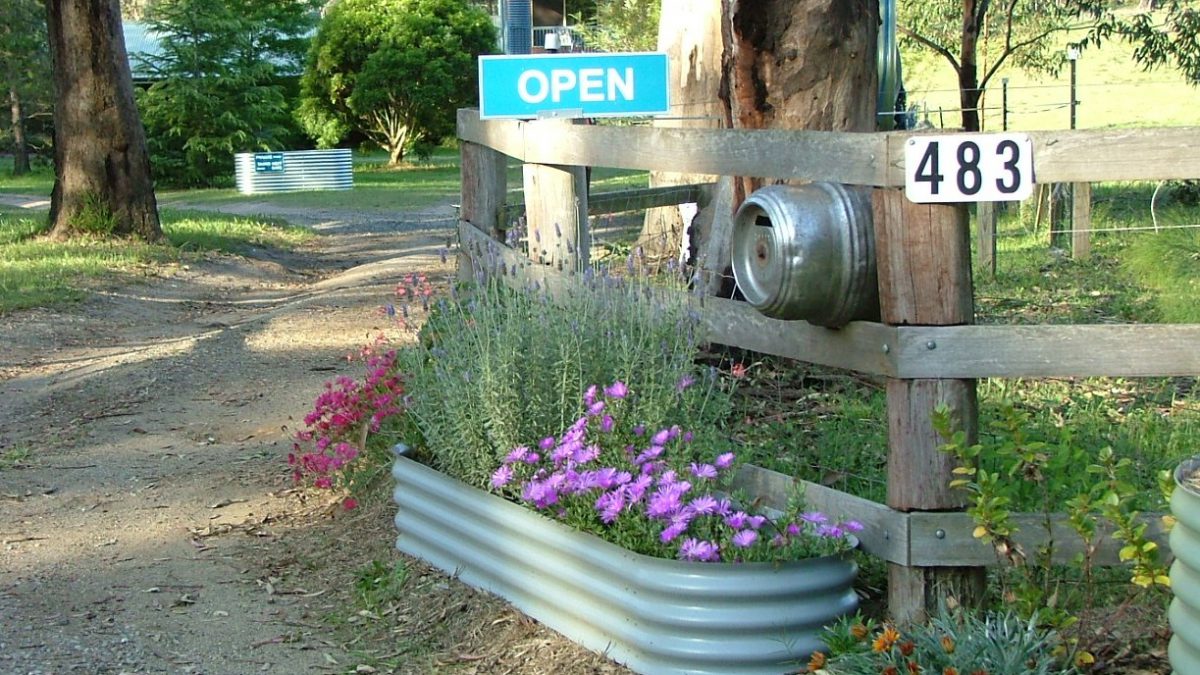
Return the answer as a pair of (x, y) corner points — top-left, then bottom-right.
(491, 380), (862, 563)
(401, 257), (729, 489)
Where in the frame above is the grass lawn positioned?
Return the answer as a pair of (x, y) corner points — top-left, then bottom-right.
(0, 206), (311, 314)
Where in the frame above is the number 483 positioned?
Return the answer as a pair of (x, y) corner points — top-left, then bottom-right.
(904, 134), (1034, 203)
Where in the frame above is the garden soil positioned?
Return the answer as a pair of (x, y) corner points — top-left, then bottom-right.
(0, 194), (626, 675)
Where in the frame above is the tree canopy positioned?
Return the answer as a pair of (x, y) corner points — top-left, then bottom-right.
(297, 0), (496, 165)
(134, 0), (319, 186)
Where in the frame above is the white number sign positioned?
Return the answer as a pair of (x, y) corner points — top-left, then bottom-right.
(904, 133), (1034, 203)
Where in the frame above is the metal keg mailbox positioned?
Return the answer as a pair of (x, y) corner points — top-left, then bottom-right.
(731, 183), (879, 328)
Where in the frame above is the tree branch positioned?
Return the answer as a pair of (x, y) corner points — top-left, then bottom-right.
(898, 25), (962, 73)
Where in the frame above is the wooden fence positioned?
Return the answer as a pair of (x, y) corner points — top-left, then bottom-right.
(455, 107), (1200, 623)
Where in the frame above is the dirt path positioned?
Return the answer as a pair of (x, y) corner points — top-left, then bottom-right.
(0, 197), (557, 674)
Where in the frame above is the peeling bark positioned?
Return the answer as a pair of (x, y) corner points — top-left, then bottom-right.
(723, 0), (878, 199)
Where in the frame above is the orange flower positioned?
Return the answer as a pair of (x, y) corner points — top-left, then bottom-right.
(807, 651), (827, 672)
(943, 669), (959, 675)
(851, 623), (870, 640)
(873, 625), (902, 653)
(899, 641), (916, 657)
(940, 635), (956, 654)
(907, 661), (922, 674)
(882, 667), (899, 675)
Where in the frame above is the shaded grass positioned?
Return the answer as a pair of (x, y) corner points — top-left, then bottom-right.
(0, 207), (311, 314)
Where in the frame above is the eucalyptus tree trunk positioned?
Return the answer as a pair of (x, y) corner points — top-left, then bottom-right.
(723, 0), (878, 201)
(640, 0), (880, 272)
(45, 0), (162, 241)
(637, 0), (724, 268)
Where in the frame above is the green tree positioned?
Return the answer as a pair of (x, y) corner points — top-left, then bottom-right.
(899, 0), (1101, 131)
(900, 0), (1200, 132)
(298, 0), (496, 166)
(574, 0), (660, 52)
(134, 0), (319, 187)
(0, 0), (52, 175)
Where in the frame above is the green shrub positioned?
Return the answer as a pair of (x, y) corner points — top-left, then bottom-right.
(400, 269), (732, 488)
(816, 608), (1081, 675)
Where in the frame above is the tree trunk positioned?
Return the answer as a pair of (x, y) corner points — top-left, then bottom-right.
(638, 0), (725, 267)
(9, 83), (30, 176)
(45, 0), (161, 241)
(724, 0), (878, 201)
(958, 0), (982, 132)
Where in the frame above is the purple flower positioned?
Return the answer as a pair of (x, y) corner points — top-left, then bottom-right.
(599, 415), (616, 433)
(632, 424), (646, 436)
(843, 520), (865, 533)
(714, 452), (736, 469)
(800, 511), (828, 525)
(538, 436), (556, 451)
(660, 521), (688, 543)
(689, 462), (717, 479)
(595, 490), (626, 524)
(675, 374), (696, 392)
(490, 465), (514, 488)
(522, 480), (559, 508)
(747, 515), (767, 530)
(627, 474), (653, 501)
(686, 495), (720, 516)
(583, 385), (598, 405)
(575, 443), (601, 464)
(505, 446), (531, 464)
(603, 381), (628, 399)
(634, 445), (664, 465)
(587, 400), (606, 416)
(678, 538), (720, 562)
(725, 511), (749, 529)
(647, 486), (685, 519)
(651, 428), (671, 446)
(786, 523), (801, 536)
(732, 529), (758, 548)
(817, 524), (845, 539)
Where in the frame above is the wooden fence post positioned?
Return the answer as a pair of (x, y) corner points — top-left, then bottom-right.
(1072, 182), (1092, 259)
(977, 201), (997, 277)
(523, 120), (590, 272)
(873, 189), (986, 625)
(459, 138), (508, 282)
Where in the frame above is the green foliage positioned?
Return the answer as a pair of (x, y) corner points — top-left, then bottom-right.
(297, 0), (495, 165)
(1088, 2), (1200, 84)
(71, 192), (119, 235)
(134, 0), (319, 187)
(572, 0), (661, 52)
(400, 267), (730, 489)
(935, 400), (1172, 651)
(818, 608), (1080, 674)
(1120, 227), (1200, 323)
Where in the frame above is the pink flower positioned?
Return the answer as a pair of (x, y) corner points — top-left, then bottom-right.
(603, 381), (629, 399)
(342, 497), (358, 510)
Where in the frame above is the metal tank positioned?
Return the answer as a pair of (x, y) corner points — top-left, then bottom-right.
(731, 183), (879, 328)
